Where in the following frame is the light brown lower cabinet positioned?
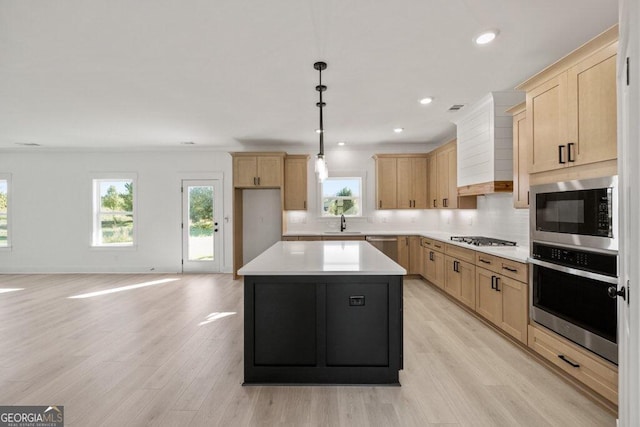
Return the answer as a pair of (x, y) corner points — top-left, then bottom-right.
(444, 256), (475, 309)
(475, 267), (528, 344)
(528, 324), (618, 405)
(424, 246), (445, 289)
(409, 236), (423, 275)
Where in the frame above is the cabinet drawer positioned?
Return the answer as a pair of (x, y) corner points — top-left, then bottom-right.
(528, 324), (617, 404)
(444, 244), (475, 263)
(475, 252), (528, 282)
(423, 238), (445, 252)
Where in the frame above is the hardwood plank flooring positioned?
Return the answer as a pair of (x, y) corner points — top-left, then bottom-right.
(0, 274), (615, 426)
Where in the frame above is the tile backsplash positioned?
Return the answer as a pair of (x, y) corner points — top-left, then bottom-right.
(285, 193), (530, 247)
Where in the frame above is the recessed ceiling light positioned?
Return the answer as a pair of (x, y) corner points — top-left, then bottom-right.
(180, 141), (195, 145)
(315, 129), (322, 134)
(475, 30), (499, 45)
(15, 142), (41, 147)
(337, 141), (345, 146)
(393, 128), (404, 133)
(419, 97), (433, 105)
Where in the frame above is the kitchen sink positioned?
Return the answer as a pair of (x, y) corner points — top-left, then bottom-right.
(323, 231), (362, 235)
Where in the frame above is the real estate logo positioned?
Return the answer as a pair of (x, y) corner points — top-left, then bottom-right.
(0, 405), (64, 427)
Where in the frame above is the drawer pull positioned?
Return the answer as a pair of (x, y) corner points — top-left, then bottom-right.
(479, 258), (491, 264)
(503, 266), (518, 273)
(491, 276), (496, 290)
(558, 354), (580, 368)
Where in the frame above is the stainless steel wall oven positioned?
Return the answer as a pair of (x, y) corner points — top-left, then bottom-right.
(529, 242), (618, 364)
(529, 176), (619, 364)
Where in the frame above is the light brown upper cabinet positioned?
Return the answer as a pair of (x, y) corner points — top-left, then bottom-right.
(374, 156), (397, 209)
(284, 155), (309, 210)
(507, 102), (529, 208)
(517, 26), (617, 182)
(373, 154), (428, 209)
(232, 153), (285, 188)
(430, 140), (477, 209)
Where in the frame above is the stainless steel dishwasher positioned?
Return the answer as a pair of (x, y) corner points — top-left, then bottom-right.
(365, 236), (398, 262)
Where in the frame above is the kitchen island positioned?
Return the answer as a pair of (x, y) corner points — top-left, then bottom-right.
(238, 240), (406, 385)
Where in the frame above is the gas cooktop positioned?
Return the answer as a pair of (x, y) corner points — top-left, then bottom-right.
(450, 236), (517, 247)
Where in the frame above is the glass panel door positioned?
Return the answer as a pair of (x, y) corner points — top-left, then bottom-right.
(182, 180), (221, 272)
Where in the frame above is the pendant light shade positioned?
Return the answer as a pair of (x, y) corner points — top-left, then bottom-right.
(314, 61), (328, 182)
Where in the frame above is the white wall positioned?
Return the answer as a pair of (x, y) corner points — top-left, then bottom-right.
(0, 149), (233, 273)
(242, 189), (282, 263)
(285, 146), (530, 246)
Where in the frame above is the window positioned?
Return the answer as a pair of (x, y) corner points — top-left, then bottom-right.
(321, 177), (362, 217)
(0, 177), (8, 247)
(92, 178), (135, 246)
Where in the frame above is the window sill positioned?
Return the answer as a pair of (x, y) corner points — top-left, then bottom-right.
(90, 245), (138, 251)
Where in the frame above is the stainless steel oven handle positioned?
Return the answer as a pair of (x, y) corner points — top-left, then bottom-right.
(528, 258), (618, 285)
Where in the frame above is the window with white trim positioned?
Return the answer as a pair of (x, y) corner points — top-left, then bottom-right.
(320, 177), (362, 217)
(0, 177), (8, 247)
(92, 178), (135, 246)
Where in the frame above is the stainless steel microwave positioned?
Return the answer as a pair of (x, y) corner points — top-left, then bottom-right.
(530, 176), (618, 251)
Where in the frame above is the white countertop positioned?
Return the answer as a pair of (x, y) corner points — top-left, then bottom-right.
(282, 230), (530, 263)
(238, 241), (407, 276)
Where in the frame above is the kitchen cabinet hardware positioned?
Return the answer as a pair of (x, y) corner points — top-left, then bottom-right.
(491, 275), (496, 290)
(433, 199), (436, 207)
(443, 198), (448, 208)
(558, 145), (566, 164)
(429, 251), (434, 261)
(434, 244), (442, 249)
(495, 277), (500, 292)
(567, 142), (575, 162)
(303, 201), (306, 209)
(479, 258), (491, 264)
(502, 266), (518, 273)
(527, 191), (530, 205)
(558, 354), (581, 368)
(453, 260), (459, 273)
(253, 177), (257, 185)
(379, 200), (382, 208)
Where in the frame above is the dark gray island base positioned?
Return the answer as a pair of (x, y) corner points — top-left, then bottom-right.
(243, 274), (403, 385)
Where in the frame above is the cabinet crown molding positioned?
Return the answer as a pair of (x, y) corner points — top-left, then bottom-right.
(516, 24), (618, 91)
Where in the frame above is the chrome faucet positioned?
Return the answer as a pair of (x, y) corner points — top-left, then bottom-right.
(340, 214), (347, 232)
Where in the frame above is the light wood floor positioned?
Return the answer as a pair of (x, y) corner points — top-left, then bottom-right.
(0, 274), (615, 426)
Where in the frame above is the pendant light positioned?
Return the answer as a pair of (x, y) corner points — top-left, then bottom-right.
(314, 61), (329, 182)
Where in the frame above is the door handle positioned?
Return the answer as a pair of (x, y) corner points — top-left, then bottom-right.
(567, 142), (575, 162)
(495, 277), (501, 292)
(379, 200), (382, 208)
(258, 177), (261, 185)
(443, 198), (448, 208)
(558, 145), (566, 164)
(502, 266), (518, 273)
(253, 177), (257, 185)
(429, 251), (434, 261)
(608, 286), (626, 301)
(479, 258), (491, 264)
(433, 199), (437, 208)
(491, 276), (496, 290)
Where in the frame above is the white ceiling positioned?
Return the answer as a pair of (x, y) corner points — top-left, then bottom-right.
(0, 0), (618, 150)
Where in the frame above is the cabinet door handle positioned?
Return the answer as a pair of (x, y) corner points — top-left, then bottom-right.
(495, 277), (500, 292)
(558, 354), (580, 368)
(443, 198), (448, 208)
(258, 177), (261, 185)
(429, 251), (434, 261)
(567, 142), (575, 162)
(479, 258), (491, 264)
(253, 177), (257, 185)
(527, 190), (530, 205)
(433, 199), (437, 208)
(303, 200), (306, 209)
(379, 200), (382, 208)
(503, 266), (518, 273)
(453, 260), (459, 272)
(491, 276), (496, 290)
(558, 145), (566, 164)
